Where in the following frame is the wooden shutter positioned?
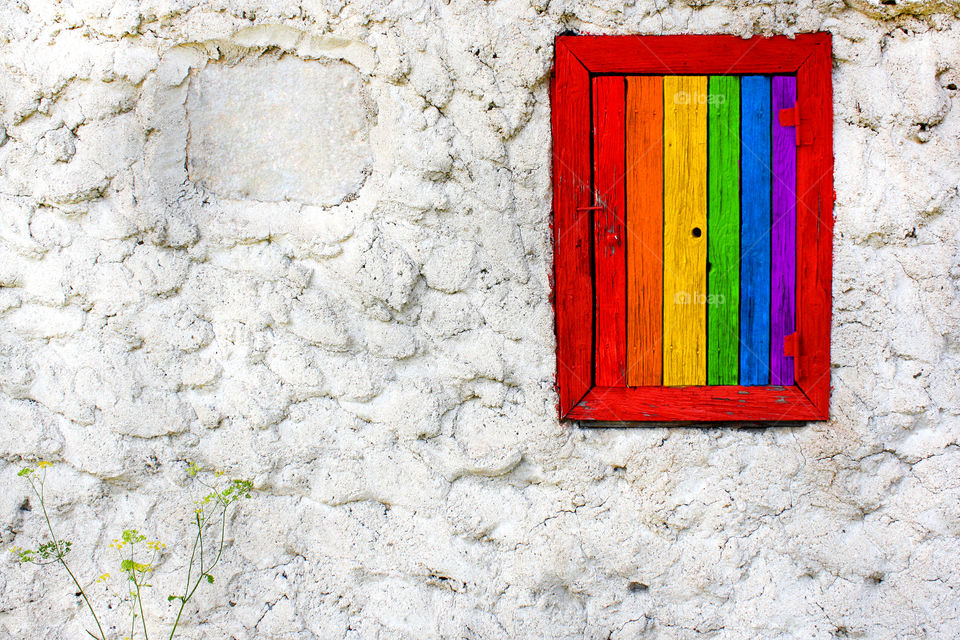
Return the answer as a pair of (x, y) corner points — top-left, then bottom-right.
(552, 34), (833, 422)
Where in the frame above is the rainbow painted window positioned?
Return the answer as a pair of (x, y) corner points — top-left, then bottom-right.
(552, 35), (834, 422)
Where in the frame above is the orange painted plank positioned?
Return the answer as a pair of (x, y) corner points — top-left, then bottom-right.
(625, 76), (663, 386)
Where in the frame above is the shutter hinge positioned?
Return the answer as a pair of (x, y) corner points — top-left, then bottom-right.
(784, 332), (801, 380)
(778, 104), (810, 146)
(783, 332), (799, 358)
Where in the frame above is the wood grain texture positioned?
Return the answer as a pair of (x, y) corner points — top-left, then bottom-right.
(552, 41), (593, 417)
(592, 75), (627, 387)
(662, 76), (708, 386)
(795, 36), (834, 418)
(625, 76), (663, 386)
(561, 35), (821, 75)
(771, 75), (797, 386)
(739, 75), (772, 386)
(706, 76), (740, 385)
(568, 384), (822, 422)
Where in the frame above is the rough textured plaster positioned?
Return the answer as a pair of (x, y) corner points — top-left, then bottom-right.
(1, 1), (960, 639)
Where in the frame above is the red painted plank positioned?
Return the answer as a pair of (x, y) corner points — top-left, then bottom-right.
(552, 41), (594, 417)
(562, 34), (821, 75)
(625, 76), (663, 386)
(592, 76), (627, 386)
(567, 385), (821, 422)
(795, 36), (833, 418)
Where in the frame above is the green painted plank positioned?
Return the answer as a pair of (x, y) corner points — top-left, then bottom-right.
(707, 76), (740, 385)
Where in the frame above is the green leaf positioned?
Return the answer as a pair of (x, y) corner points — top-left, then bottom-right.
(121, 559), (134, 571)
(17, 468), (33, 477)
(121, 529), (146, 544)
(168, 595), (179, 602)
(15, 549), (35, 563)
(34, 540), (70, 560)
(205, 574), (214, 584)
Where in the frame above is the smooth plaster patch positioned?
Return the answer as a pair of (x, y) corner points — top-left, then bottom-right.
(186, 55), (372, 206)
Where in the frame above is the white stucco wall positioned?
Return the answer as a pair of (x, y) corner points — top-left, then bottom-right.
(1, 1), (959, 638)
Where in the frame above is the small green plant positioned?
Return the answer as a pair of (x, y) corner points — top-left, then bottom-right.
(11, 460), (252, 640)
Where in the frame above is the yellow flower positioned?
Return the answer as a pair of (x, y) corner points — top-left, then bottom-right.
(37, 461), (52, 469)
(96, 573), (111, 582)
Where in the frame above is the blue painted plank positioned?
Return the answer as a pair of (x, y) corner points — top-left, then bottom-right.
(739, 76), (771, 385)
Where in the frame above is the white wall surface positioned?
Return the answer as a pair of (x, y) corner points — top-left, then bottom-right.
(1, 1), (959, 638)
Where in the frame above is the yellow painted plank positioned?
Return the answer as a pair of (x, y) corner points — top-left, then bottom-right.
(662, 76), (708, 386)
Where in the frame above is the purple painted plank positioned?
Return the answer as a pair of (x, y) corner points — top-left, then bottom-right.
(771, 76), (796, 385)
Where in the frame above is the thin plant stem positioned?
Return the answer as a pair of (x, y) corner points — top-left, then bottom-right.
(130, 585), (137, 640)
(182, 518), (201, 595)
(168, 513), (204, 640)
(129, 543), (137, 640)
(168, 600), (186, 640)
(208, 505), (228, 576)
(136, 578), (150, 640)
(32, 474), (107, 640)
(168, 502), (230, 640)
(198, 523), (205, 581)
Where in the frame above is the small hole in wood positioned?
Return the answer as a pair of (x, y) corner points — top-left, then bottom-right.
(691, 227), (702, 237)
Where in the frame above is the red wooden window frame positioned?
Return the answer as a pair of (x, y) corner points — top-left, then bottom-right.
(551, 34), (833, 422)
